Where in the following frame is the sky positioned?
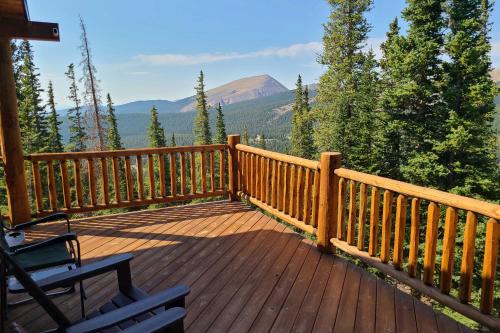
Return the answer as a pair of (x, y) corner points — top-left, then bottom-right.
(27, 0), (500, 107)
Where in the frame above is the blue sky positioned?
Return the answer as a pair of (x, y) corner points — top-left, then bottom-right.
(27, 0), (500, 106)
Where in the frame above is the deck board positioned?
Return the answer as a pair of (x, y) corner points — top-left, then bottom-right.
(7, 200), (474, 332)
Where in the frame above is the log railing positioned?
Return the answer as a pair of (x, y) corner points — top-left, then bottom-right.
(328, 168), (499, 331)
(24, 144), (227, 217)
(234, 143), (321, 235)
(229, 143), (499, 331)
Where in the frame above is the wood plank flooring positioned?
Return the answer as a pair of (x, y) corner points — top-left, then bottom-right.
(7, 201), (473, 332)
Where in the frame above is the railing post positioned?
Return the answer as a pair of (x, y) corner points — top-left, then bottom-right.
(0, 38), (31, 225)
(227, 134), (240, 201)
(317, 152), (342, 253)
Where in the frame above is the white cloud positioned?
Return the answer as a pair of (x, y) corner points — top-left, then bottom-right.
(491, 41), (500, 56)
(133, 42), (322, 66)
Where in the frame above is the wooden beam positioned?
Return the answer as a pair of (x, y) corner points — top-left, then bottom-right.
(0, 19), (60, 41)
(0, 38), (32, 224)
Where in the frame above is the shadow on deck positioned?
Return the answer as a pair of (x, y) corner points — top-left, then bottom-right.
(8, 201), (474, 332)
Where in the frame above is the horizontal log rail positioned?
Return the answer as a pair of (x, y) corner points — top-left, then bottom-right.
(234, 144), (321, 235)
(23, 144), (227, 217)
(329, 168), (500, 331)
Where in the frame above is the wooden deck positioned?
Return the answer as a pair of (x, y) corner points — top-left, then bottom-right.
(8, 201), (473, 333)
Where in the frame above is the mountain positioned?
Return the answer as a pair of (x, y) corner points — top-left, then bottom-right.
(491, 69), (500, 83)
(177, 74), (289, 112)
(96, 74), (290, 114)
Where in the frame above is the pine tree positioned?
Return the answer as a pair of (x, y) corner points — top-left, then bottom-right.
(17, 40), (48, 154)
(171, 133), (177, 147)
(258, 134), (266, 149)
(290, 75), (304, 156)
(290, 75), (316, 159)
(65, 63), (87, 152)
(106, 93), (123, 151)
(79, 16), (107, 150)
(193, 71), (211, 145)
(148, 106), (169, 192)
(437, 0), (499, 198)
(396, 0), (447, 185)
(314, 0), (373, 168)
(378, 18), (406, 177)
(46, 81), (63, 152)
(214, 103), (227, 144)
(242, 126), (250, 145)
(148, 106), (166, 147)
(349, 50), (382, 173)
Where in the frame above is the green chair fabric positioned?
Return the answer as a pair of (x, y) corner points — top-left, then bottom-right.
(12, 241), (73, 272)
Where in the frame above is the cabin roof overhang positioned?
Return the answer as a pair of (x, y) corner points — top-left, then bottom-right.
(0, 0), (60, 41)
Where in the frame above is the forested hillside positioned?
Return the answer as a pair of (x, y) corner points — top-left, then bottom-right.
(59, 88), (316, 152)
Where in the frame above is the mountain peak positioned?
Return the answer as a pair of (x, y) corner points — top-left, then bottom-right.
(179, 74), (288, 112)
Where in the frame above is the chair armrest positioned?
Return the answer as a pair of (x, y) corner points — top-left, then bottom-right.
(35, 253), (134, 291)
(66, 285), (190, 333)
(119, 307), (186, 333)
(10, 213), (71, 232)
(12, 232), (78, 255)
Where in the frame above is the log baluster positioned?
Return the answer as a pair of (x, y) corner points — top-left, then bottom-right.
(393, 194), (408, 270)
(346, 180), (357, 245)
(357, 183), (368, 251)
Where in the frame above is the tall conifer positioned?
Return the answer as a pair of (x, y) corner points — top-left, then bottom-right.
(65, 63), (86, 152)
(46, 81), (63, 152)
(314, 0), (373, 168)
(214, 103), (227, 144)
(106, 93), (123, 151)
(438, 0), (499, 197)
(193, 71), (211, 145)
(291, 75), (316, 159)
(17, 41), (47, 154)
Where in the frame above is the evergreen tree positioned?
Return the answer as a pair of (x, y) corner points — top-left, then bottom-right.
(106, 93), (123, 151)
(378, 18), (407, 177)
(389, 0), (447, 185)
(258, 134), (266, 149)
(290, 75), (304, 156)
(214, 103), (227, 144)
(148, 106), (166, 147)
(79, 16), (107, 150)
(46, 81), (63, 152)
(193, 71), (211, 145)
(242, 126), (250, 145)
(438, 0), (499, 198)
(349, 50), (382, 172)
(148, 106), (169, 192)
(17, 40), (48, 154)
(171, 133), (177, 147)
(65, 63), (86, 152)
(314, 0), (374, 168)
(290, 75), (316, 159)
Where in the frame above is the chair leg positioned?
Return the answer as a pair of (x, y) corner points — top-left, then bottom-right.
(167, 321), (184, 333)
(79, 281), (86, 318)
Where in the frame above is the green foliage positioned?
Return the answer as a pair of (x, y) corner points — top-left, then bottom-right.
(436, 0), (499, 198)
(17, 40), (48, 154)
(314, 0), (381, 172)
(214, 103), (227, 144)
(46, 81), (63, 152)
(290, 75), (316, 159)
(193, 71), (211, 145)
(257, 133), (267, 149)
(148, 106), (166, 148)
(242, 125), (250, 145)
(171, 133), (177, 147)
(65, 63), (87, 152)
(106, 93), (123, 150)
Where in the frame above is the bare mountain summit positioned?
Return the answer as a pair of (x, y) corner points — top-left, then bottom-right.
(179, 74), (288, 112)
(491, 69), (500, 82)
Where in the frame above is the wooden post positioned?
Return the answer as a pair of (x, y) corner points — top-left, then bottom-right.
(227, 134), (240, 201)
(0, 38), (31, 225)
(317, 152), (342, 253)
